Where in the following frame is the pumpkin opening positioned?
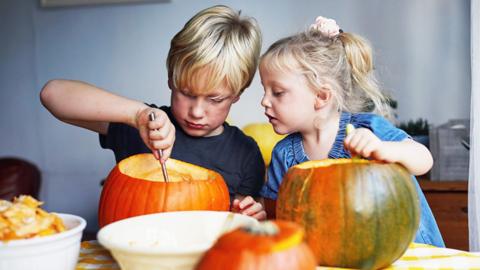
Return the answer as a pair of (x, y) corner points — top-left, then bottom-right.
(294, 158), (371, 170)
(118, 153), (213, 182)
(241, 221), (304, 253)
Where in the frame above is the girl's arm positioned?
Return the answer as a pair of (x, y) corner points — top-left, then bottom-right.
(345, 127), (433, 176)
(379, 139), (433, 176)
(231, 195), (267, 221)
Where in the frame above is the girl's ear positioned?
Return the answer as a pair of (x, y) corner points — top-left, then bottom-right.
(314, 85), (332, 110)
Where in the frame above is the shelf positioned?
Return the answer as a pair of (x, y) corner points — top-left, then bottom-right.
(418, 180), (468, 251)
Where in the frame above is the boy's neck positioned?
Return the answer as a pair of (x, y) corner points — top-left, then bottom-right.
(205, 124), (225, 137)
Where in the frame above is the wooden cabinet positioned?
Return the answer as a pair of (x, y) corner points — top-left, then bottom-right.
(419, 180), (469, 251)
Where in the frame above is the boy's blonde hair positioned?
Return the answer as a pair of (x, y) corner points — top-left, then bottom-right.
(261, 26), (393, 119)
(167, 5), (262, 97)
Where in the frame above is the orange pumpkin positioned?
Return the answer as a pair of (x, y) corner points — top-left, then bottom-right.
(196, 220), (316, 270)
(277, 159), (420, 269)
(98, 153), (230, 227)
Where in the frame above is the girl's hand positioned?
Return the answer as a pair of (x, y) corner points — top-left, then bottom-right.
(136, 107), (175, 162)
(344, 127), (396, 163)
(231, 196), (267, 221)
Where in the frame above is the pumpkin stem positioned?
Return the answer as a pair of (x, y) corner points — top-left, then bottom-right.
(346, 124), (361, 160)
(243, 221), (279, 236)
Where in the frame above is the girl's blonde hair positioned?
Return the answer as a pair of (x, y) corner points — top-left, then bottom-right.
(261, 26), (393, 119)
(167, 5), (262, 96)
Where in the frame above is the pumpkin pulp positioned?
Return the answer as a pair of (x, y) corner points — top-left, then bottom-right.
(118, 154), (211, 182)
(215, 221), (304, 254)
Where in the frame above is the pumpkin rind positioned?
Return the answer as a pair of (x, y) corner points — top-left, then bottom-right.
(98, 154), (230, 227)
(276, 159), (420, 269)
(195, 220), (316, 270)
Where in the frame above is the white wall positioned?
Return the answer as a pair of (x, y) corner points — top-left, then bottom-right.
(0, 0), (470, 233)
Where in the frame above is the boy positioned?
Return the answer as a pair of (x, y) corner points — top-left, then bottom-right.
(40, 5), (266, 220)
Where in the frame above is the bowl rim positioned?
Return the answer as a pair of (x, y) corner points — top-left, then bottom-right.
(97, 210), (256, 255)
(0, 213), (87, 247)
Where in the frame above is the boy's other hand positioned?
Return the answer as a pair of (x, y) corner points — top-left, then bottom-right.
(136, 108), (175, 162)
(231, 195), (266, 221)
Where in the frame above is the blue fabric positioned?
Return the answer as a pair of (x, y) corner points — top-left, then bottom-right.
(260, 112), (445, 247)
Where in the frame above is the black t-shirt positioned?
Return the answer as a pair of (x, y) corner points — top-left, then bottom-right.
(99, 105), (265, 199)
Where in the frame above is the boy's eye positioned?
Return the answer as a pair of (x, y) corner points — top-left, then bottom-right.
(210, 98), (225, 103)
(179, 90), (196, 99)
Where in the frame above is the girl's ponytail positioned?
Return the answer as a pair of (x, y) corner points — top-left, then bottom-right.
(339, 32), (393, 119)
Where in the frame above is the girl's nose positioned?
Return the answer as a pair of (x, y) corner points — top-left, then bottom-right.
(261, 94), (271, 108)
(189, 99), (206, 119)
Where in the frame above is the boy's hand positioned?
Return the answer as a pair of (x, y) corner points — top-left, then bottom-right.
(231, 196), (266, 221)
(136, 108), (175, 162)
(344, 127), (396, 163)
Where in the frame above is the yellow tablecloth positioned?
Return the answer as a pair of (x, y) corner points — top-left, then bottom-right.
(76, 241), (480, 270)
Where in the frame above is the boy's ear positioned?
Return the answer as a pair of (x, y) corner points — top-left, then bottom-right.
(232, 96), (240, 103)
(168, 79), (174, 91)
(314, 84), (332, 110)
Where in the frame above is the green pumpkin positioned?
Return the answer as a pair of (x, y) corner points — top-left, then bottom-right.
(276, 159), (420, 269)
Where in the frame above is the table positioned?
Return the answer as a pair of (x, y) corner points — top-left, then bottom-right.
(76, 241), (480, 270)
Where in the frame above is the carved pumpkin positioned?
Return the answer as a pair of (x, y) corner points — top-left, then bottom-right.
(277, 159), (420, 269)
(242, 123), (286, 166)
(98, 153), (230, 227)
(196, 220), (316, 270)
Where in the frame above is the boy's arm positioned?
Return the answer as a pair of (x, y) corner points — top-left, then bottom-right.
(40, 79), (147, 134)
(40, 79), (175, 161)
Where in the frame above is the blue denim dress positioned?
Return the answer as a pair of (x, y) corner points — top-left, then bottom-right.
(260, 112), (445, 247)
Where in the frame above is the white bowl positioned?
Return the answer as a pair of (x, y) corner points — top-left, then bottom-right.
(0, 213), (86, 270)
(97, 211), (258, 270)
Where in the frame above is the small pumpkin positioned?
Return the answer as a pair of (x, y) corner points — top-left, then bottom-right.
(242, 123), (286, 166)
(196, 220), (316, 270)
(277, 159), (420, 269)
(98, 153), (230, 227)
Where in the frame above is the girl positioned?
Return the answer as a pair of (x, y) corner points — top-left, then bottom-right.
(258, 16), (445, 247)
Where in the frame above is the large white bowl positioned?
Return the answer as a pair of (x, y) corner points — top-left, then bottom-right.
(97, 211), (258, 270)
(0, 213), (86, 270)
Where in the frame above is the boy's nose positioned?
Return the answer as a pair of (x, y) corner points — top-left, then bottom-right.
(189, 100), (206, 118)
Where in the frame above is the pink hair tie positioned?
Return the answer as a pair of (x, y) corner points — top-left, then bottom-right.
(309, 16), (342, 38)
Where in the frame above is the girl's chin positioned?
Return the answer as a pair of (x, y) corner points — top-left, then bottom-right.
(272, 125), (289, 135)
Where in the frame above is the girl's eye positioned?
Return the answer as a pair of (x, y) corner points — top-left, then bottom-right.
(273, 91), (284, 97)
